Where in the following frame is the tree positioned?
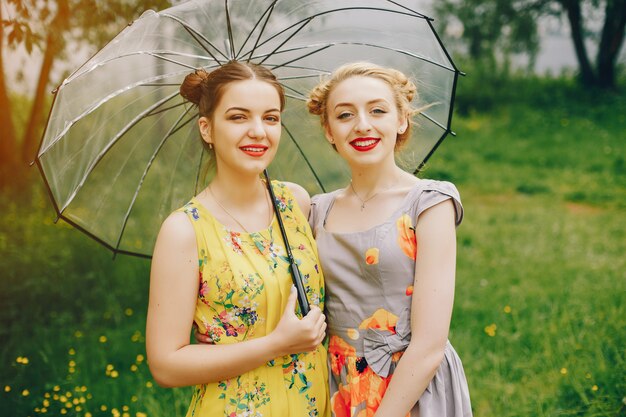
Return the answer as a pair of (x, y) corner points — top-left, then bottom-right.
(434, 0), (626, 88)
(0, 0), (173, 188)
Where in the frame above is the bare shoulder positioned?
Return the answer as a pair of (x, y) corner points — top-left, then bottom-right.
(153, 211), (197, 258)
(283, 181), (312, 218)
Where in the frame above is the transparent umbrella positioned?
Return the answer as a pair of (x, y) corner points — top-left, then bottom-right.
(35, 0), (461, 258)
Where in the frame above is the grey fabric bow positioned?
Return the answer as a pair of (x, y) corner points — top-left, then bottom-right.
(363, 308), (412, 377)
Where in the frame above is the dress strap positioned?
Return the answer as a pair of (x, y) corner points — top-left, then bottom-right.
(309, 190), (341, 236)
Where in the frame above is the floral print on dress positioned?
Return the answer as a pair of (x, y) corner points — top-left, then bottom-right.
(364, 248), (379, 265)
(180, 181), (328, 416)
(396, 214), (417, 260)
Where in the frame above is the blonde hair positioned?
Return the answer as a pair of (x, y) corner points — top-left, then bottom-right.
(307, 62), (419, 150)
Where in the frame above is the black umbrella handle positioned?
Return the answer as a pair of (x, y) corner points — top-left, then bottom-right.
(263, 170), (310, 316)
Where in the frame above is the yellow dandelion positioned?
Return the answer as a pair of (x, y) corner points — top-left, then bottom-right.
(123, 405), (130, 411)
(111, 370), (119, 378)
(145, 381), (153, 388)
(43, 399), (50, 407)
(41, 407), (47, 413)
(44, 392), (50, 398)
(136, 413), (147, 417)
(75, 406), (82, 412)
(106, 364), (115, 371)
(136, 354), (145, 363)
(22, 389), (29, 396)
(484, 323), (497, 337)
(80, 397), (86, 403)
(125, 308), (133, 316)
(81, 386), (87, 392)
(65, 391), (72, 398)
(65, 401), (73, 408)
(53, 386), (61, 392)
(68, 348), (75, 355)
(123, 413), (130, 417)
(503, 305), (512, 314)
(60, 395), (67, 402)
(53, 394), (59, 400)
(73, 398), (79, 405)
(4, 386), (10, 392)
(60, 409), (67, 415)
(35, 408), (41, 412)
(74, 330), (83, 338)
(69, 360), (76, 367)
(87, 393), (93, 399)
(86, 413), (93, 417)
(130, 364), (138, 372)
(112, 408), (121, 417)
(560, 368), (568, 375)
(100, 405), (108, 411)
(131, 396), (138, 403)
(592, 385), (598, 391)
(68, 368), (75, 374)
(99, 335), (108, 343)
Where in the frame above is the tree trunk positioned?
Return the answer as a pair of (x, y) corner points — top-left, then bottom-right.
(596, 0), (626, 88)
(0, 5), (19, 187)
(561, 0), (597, 86)
(20, 0), (70, 164)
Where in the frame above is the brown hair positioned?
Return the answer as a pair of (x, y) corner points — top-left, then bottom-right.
(307, 62), (419, 150)
(180, 61), (285, 118)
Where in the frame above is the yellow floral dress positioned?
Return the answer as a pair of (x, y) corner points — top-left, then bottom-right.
(179, 181), (329, 417)
(310, 180), (472, 417)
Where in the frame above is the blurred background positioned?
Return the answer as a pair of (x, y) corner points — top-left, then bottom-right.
(1, 0), (624, 416)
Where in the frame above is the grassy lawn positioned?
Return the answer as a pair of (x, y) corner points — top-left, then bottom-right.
(1, 80), (624, 416)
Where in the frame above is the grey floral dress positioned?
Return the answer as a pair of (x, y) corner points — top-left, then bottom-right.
(310, 179), (472, 417)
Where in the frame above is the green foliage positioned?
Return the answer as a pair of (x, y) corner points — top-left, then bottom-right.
(1, 78), (625, 416)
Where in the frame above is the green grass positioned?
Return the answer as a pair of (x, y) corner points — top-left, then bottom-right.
(1, 78), (625, 416)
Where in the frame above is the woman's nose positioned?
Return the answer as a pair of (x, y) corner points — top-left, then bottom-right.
(248, 118), (267, 139)
(354, 114), (372, 133)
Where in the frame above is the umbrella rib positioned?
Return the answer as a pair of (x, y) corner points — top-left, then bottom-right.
(224, 0), (236, 60)
(237, 0), (278, 60)
(160, 12), (229, 63)
(59, 91), (180, 213)
(146, 101), (188, 117)
(281, 124), (326, 193)
(418, 111), (447, 132)
(147, 52), (197, 70)
(258, 42), (456, 73)
(113, 106), (194, 252)
(249, 7), (420, 53)
(258, 17), (314, 65)
(384, 0), (431, 19)
(268, 45), (333, 71)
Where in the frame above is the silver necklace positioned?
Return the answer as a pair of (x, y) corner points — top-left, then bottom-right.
(207, 182), (271, 233)
(349, 180), (395, 211)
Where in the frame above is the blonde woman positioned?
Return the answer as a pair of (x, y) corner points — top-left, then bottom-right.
(307, 62), (472, 417)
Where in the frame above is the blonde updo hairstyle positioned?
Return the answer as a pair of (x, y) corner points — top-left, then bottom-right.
(180, 61), (285, 151)
(307, 62), (418, 150)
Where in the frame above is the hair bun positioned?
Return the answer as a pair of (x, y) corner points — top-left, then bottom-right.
(180, 69), (209, 105)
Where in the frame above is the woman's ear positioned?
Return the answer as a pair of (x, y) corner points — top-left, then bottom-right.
(398, 114), (409, 135)
(324, 126), (335, 144)
(198, 116), (212, 146)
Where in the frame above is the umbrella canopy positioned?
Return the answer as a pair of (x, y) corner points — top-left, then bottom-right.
(36, 0), (461, 257)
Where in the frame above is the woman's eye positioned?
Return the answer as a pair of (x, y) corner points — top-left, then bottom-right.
(229, 114), (246, 121)
(337, 112), (352, 119)
(372, 108), (387, 114)
(265, 115), (280, 123)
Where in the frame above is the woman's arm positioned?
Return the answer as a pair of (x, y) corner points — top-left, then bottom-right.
(146, 212), (326, 388)
(373, 199), (458, 417)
